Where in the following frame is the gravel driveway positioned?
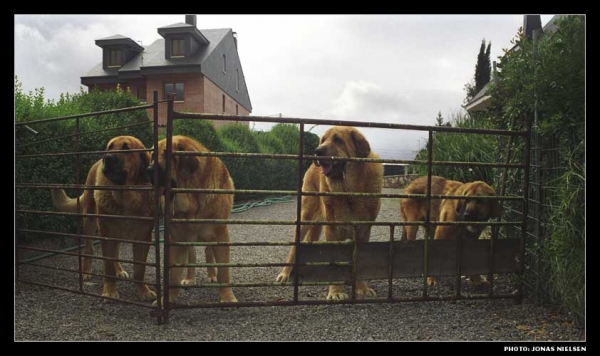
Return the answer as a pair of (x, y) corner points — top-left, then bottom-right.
(15, 189), (585, 341)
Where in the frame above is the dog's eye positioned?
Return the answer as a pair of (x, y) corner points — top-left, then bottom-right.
(122, 143), (129, 150)
(333, 135), (342, 144)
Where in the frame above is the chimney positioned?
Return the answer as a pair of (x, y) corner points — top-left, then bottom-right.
(185, 15), (197, 27)
(523, 15), (542, 39)
(232, 32), (238, 49)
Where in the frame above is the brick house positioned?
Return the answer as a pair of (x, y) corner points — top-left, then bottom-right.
(80, 15), (252, 126)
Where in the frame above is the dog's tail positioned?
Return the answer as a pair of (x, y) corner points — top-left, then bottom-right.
(50, 189), (84, 213)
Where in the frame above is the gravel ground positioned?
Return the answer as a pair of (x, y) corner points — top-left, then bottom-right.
(15, 189), (585, 341)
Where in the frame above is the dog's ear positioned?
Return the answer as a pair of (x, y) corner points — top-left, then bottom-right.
(455, 199), (466, 218)
(483, 184), (501, 219)
(489, 198), (502, 218)
(454, 183), (469, 218)
(177, 142), (199, 178)
(139, 152), (150, 182)
(351, 129), (371, 158)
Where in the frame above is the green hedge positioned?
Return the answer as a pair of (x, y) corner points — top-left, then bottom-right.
(414, 113), (498, 184)
(15, 80), (152, 242)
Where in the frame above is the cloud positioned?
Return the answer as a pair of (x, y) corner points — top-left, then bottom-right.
(324, 80), (415, 123)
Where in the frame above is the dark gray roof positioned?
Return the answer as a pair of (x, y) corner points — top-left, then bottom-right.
(157, 22), (210, 45)
(95, 34), (144, 52)
(121, 28), (228, 71)
(542, 15), (565, 35)
(97, 34), (130, 40)
(470, 82), (490, 102)
(158, 23), (193, 29)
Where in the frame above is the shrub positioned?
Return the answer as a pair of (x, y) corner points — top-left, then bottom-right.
(173, 118), (224, 152)
(414, 112), (498, 184)
(15, 78), (152, 243)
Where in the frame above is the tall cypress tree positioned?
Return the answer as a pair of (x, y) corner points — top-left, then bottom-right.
(474, 39), (492, 92)
(465, 39), (492, 103)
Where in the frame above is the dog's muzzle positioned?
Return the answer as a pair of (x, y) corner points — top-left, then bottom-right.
(102, 154), (127, 184)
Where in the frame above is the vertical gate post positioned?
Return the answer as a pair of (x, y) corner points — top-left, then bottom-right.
(163, 94), (175, 321)
(293, 123), (305, 303)
(422, 130), (434, 297)
(75, 117), (83, 291)
(151, 91), (164, 324)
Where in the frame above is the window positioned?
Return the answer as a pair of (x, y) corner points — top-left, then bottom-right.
(236, 104), (239, 115)
(137, 84), (147, 103)
(164, 82), (185, 101)
(222, 54), (226, 73)
(236, 69), (239, 91)
(108, 49), (121, 67)
(171, 38), (184, 57)
(222, 94), (226, 113)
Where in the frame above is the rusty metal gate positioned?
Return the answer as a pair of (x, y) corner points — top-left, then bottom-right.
(15, 92), (530, 324)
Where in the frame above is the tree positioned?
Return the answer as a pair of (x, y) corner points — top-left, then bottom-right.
(435, 111), (444, 126)
(464, 39), (492, 103)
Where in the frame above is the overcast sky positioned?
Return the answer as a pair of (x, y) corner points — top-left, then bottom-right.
(14, 15), (555, 159)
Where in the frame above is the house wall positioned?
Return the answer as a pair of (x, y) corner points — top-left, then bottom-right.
(203, 77), (250, 128)
(84, 73), (249, 127)
(144, 73), (204, 125)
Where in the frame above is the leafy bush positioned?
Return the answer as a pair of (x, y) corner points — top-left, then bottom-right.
(15, 78), (152, 242)
(218, 123), (261, 153)
(173, 118), (225, 152)
(414, 112), (498, 184)
(255, 131), (284, 154)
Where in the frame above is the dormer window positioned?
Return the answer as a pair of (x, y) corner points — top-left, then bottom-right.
(171, 38), (184, 58)
(108, 49), (121, 67)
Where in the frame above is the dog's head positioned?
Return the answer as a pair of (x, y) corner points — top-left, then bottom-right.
(455, 181), (501, 232)
(147, 135), (204, 192)
(313, 126), (371, 179)
(102, 136), (150, 185)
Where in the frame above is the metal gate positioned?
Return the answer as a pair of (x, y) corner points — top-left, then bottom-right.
(15, 92), (531, 324)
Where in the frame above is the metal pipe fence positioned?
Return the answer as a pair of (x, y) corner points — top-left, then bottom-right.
(15, 92), (531, 325)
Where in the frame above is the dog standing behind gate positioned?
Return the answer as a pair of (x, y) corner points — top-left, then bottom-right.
(148, 135), (237, 305)
(276, 126), (383, 300)
(51, 135), (156, 302)
(427, 180), (501, 286)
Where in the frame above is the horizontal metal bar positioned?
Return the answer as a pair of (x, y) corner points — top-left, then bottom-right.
(16, 245), (155, 267)
(173, 281), (347, 288)
(171, 188), (523, 201)
(15, 279), (154, 309)
(15, 104), (154, 126)
(169, 261), (352, 268)
(16, 228), (154, 246)
(175, 151), (525, 169)
(171, 218), (521, 227)
(171, 240), (352, 247)
(16, 121), (152, 149)
(17, 261), (158, 287)
(16, 148), (151, 159)
(16, 183), (154, 192)
(169, 293), (518, 309)
(16, 210), (154, 221)
(172, 112), (528, 137)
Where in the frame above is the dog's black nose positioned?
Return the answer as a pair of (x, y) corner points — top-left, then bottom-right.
(147, 165), (155, 184)
(314, 147), (325, 156)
